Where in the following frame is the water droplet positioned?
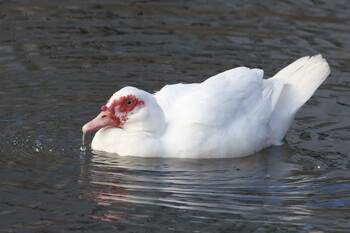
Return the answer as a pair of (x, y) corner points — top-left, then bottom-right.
(317, 165), (321, 169)
(80, 145), (86, 152)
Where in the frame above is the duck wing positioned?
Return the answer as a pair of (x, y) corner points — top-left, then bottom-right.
(165, 67), (274, 127)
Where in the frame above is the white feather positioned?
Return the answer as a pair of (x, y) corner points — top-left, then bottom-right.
(268, 55), (331, 144)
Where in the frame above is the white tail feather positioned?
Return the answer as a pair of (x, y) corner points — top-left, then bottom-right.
(267, 54), (331, 144)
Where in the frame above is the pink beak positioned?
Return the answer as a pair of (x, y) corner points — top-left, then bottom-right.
(82, 111), (119, 133)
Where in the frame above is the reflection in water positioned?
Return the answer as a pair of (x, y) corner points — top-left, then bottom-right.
(77, 143), (350, 230)
(79, 144), (301, 222)
(79, 143), (350, 228)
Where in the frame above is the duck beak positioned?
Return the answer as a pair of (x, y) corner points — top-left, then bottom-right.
(82, 111), (119, 133)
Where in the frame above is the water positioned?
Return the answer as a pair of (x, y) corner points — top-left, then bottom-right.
(80, 133), (86, 152)
(0, 0), (350, 232)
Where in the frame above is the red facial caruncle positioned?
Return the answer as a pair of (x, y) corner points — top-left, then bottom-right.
(101, 94), (145, 127)
(82, 94), (144, 133)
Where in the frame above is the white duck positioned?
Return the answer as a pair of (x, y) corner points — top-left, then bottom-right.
(82, 55), (330, 158)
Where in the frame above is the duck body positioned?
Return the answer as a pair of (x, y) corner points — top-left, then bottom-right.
(83, 55), (330, 158)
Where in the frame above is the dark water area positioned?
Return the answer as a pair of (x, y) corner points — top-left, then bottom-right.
(0, 0), (350, 232)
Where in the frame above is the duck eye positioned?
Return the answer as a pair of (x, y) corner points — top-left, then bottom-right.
(126, 100), (133, 106)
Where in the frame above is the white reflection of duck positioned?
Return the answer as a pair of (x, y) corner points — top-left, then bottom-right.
(78, 143), (296, 222)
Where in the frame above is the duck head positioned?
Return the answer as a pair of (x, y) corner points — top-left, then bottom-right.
(82, 86), (166, 135)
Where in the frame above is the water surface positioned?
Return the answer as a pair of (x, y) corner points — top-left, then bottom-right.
(0, 0), (350, 232)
